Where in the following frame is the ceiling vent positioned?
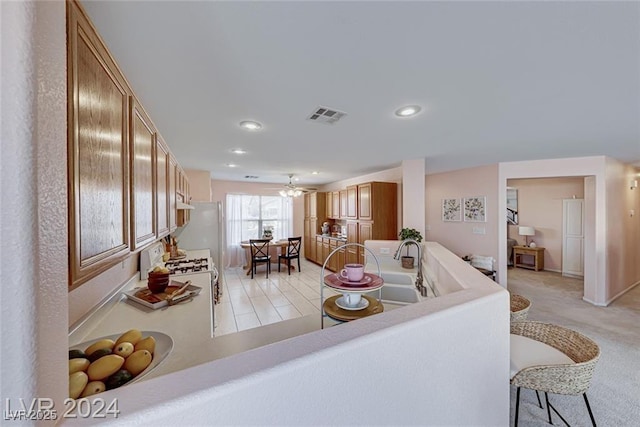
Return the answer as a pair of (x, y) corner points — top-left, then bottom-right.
(244, 175), (259, 179)
(306, 106), (347, 125)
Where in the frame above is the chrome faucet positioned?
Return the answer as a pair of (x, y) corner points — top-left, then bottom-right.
(394, 239), (424, 293)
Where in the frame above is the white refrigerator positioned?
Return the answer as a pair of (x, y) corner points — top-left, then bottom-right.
(174, 201), (224, 274)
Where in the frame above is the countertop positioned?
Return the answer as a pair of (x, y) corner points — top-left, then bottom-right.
(68, 249), (330, 386)
(69, 249), (218, 383)
(316, 234), (347, 242)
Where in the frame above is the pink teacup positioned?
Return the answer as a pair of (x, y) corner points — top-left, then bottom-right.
(340, 263), (364, 282)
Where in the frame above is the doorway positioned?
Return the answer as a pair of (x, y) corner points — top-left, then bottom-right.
(499, 159), (603, 305)
(562, 198), (585, 278)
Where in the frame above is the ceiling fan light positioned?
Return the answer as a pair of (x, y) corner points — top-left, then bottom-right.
(279, 190), (287, 197)
(293, 190), (302, 197)
(239, 120), (262, 131)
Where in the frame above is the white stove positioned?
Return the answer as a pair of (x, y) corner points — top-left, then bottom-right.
(164, 257), (210, 275)
(140, 242), (221, 304)
(140, 242), (212, 278)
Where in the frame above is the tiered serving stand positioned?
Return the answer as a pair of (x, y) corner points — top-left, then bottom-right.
(321, 243), (384, 328)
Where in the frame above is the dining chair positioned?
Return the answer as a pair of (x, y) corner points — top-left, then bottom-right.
(510, 321), (600, 427)
(249, 239), (271, 279)
(278, 236), (302, 275)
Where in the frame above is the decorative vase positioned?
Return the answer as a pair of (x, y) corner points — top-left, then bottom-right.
(401, 256), (415, 269)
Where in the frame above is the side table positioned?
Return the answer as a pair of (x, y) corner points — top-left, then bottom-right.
(513, 246), (545, 271)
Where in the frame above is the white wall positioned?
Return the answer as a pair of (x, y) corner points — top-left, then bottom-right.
(1, 0), (68, 419)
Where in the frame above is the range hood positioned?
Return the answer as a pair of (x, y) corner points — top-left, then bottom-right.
(177, 201), (195, 210)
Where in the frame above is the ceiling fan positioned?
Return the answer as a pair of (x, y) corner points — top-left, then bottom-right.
(272, 174), (317, 197)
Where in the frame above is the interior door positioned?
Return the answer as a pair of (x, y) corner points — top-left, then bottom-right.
(562, 198), (584, 277)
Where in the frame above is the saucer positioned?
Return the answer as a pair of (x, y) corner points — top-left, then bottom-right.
(337, 274), (372, 286)
(335, 296), (370, 311)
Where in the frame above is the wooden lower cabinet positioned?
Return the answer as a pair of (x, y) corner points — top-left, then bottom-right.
(358, 221), (373, 264)
(315, 236), (323, 265)
(328, 239), (346, 272)
(346, 222), (359, 264)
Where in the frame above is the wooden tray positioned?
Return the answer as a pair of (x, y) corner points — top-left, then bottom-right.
(123, 281), (201, 309)
(323, 295), (383, 322)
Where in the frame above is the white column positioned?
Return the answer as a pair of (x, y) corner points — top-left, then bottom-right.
(401, 159), (426, 237)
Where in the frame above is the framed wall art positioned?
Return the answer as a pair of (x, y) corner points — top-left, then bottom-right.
(507, 187), (518, 225)
(442, 198), (461, 222)
(464, 196), (486, 222)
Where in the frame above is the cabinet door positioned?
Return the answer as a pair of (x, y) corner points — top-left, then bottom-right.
(315, 236), (323, 264)
(304, 218), (312, 259)
(130, 98), (157, 251)
(326, 192), (333, 219)
(168, 155), (177, 231)
(339, 190), (348, 218)
(328, 241), (338, 271)
(358, 222), (373, 264)
(309, 192), (317, 218)
(346, 185), (358, 218)
(332, 191), (340, 219)
(358, 183), (372, 220)
(304, 193), (310, 219)
(67, 2), (131, 289)
(322, 238), (331, 266)
(346, 222), (359, 264)
(156, 137), (170, 238)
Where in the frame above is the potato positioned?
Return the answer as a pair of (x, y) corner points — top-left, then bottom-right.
(134, 336), (156, 355)
(69, 358), (90, 374)
(124, 350), (152, 376)
(114, 329), (142, 346)
(69, 371), (88, 399)
(84, 339), (115, 357)
(113, 342), (135, 358)
(87, 354), (125, 381)
(81, 381), (106, 397)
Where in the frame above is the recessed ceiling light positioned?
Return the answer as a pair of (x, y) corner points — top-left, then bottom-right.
(311, 171), (319, 175)
(231, 149), (246, 154)
(239, 120), (262, 131)
(395, 105), (422, 117)
(226, 163), (237, 168)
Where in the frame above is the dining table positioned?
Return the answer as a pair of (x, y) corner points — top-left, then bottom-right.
(240, 239), (295, 276)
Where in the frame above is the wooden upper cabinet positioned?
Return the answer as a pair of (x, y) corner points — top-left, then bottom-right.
(67, 1), (131, 290)
(176, 165), (190, 226)
(332, 191), (340, 219)
(168, 155), (177, 231)
(326, 192), (333, 219)
(309, 192), (317, 216)
(346, 185), (358, 218)
(130, 97), (157, 251)
(156, 136), (170, 238)
(358, 182), (372, 220)
(339, 190), (348, 218)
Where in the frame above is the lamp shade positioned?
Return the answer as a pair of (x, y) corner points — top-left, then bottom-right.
(518, 226), (535, 236)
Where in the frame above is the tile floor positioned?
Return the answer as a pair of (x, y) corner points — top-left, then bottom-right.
(214, 258), (342, 336)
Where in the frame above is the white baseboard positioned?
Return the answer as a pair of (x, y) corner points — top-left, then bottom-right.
(604, 280), (640, 306)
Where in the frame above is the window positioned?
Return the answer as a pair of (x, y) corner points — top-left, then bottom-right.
(226, 194), (293, 245)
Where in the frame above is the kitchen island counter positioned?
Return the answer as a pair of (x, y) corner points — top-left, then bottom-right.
(68, 249), (323, 386)
(69, 249), (218, 383)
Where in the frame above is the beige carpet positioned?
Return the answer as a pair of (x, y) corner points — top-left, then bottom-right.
(507, 268), (640, 426)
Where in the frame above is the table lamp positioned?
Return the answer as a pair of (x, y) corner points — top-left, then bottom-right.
(518, 226), (535, 247)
